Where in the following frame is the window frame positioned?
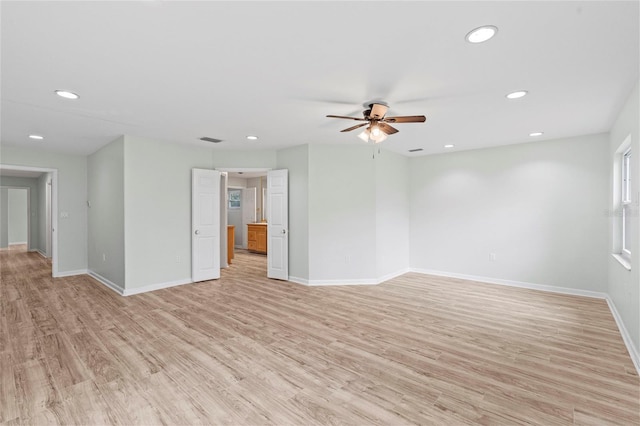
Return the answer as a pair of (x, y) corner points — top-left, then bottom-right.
(228, 188), (241, 210)
(621, 148), (632, 259)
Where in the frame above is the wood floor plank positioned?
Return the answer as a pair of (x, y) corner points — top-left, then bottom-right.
(1, 247), (638, 425)
(0, 352), (18, 423)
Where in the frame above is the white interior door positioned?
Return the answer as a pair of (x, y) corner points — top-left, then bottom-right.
(267, 169), (288, 280)
(241, 187), (256, 249)
(192, 169), (221, 282)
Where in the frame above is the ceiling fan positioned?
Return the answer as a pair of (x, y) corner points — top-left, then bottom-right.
(326, 102), (426, 143)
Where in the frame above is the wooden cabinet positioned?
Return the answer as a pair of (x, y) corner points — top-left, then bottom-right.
(247, 223), (267, 254)
(227, 225), (235, 265)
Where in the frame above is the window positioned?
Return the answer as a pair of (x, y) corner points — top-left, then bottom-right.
(228, 189), (241, 209)
(622, 148), (631, 258)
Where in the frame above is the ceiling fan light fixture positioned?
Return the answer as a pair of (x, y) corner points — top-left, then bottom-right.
(357, 130), (370, 142)
(54, 90), (79, 99)
(506, 90), (528, 99)
(327, 102), (425, 144)
(372, 133), (387, 144)
(465, 25), (498, 43)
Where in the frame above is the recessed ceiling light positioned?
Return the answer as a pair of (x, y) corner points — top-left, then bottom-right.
(28, 134), (44, 140)
(465, 25), (498, 43)
(529, 132), (544, 137)
(246, 135), (258, 140)
(55, 90), (79, 99)
(506, 90), (528, 99)
(444, 144), (455, 148)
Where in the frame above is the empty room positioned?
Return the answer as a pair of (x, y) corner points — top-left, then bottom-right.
(1, 1), (638, 425)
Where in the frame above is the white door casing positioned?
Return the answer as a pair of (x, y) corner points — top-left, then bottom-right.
(220, 172), (228, 269)
(267, 169), (288, 280)
(192, 169), (221, 282)
(46, 177), (52, 257)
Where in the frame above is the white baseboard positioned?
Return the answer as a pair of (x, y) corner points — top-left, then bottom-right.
(87, 270), (193, 296)
(377, 267), (411, 283)
(606, 296), (640, 375)
(288, 276), (309, 285)
(123, 278), (193, 296)
(87, 271), (125, 295)
(9, 241), (27, 245)
(54, 269), (89, 278)
(35, 249), (47, 258)
(410, 268), (608, 299)
(290, 268), (410, 287)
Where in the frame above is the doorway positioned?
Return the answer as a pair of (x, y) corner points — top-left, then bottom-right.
(0, 165), (58, 276)
(217, 168), (288, 280)
(2, 187), (29, 252)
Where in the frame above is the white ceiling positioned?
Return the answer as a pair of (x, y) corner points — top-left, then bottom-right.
(1, 1), (638, 157)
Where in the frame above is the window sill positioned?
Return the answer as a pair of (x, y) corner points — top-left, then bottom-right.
(612, 253), (631, 271)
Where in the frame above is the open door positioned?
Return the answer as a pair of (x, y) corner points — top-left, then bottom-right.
(267, 169), (288, 280)
(192, 169), (221, 282)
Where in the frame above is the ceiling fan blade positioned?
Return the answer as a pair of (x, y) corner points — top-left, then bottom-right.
(340, 123), (369, 132)
(326, 114), (367, 121)
(369, 103), (389, 119)
(378, 122), (399, 135)
(383, 115), (426, 123)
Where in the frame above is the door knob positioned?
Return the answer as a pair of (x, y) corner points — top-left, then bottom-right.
(281, 229), (287, 234)
(195, 230), (200, 235)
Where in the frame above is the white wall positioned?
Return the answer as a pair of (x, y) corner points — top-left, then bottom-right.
(308, 144), (377, 283)
(376, 150), (410, 278)
(88, 137), (126, 288)
(123, 136), (278, 290)
(8, 188), (28, 244)
(1, 146), (87, 273)
(277, 144), (309, 282)
(123, 136), (216, 290)
(608, 81), (639, 361)
(228, 177), (247, 188)
(409, 134), (610, 293)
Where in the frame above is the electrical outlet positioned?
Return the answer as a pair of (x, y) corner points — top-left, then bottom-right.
(489, 253), (497, 261)
(102, 253), (106, 262)
(345, 255), (351, 264)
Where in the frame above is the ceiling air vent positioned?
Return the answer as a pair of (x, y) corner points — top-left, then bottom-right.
(200, 137), (223, 143)
(408, 148), (423, 153)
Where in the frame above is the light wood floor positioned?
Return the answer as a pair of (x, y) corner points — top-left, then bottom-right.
(1, 249), (638, 425)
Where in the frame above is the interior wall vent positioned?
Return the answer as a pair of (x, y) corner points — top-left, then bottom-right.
(200, 137), (223, 143)
(408, 148), (423, 152)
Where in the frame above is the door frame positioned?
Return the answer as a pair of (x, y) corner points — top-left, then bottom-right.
(216, 167), (289, 280)
(0, 164), (58, 277)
